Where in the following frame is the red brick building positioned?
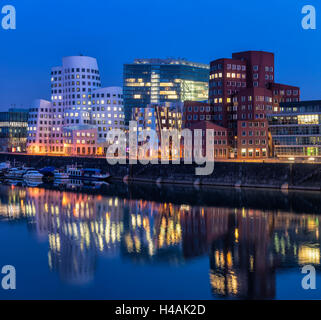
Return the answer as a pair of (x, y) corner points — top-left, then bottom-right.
(189, 121), (230, 160)
(237, 119), (269, 159)
(208, 51), (300, 158)
(268, 83), (300, 113)
(183, 101), (213, 128)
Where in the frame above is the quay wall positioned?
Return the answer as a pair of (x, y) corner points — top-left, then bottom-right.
(0, 153), (321, 191)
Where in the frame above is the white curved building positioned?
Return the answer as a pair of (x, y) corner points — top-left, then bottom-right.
(56, 56), (101, 126)
(27, 56), (126, 157)
(50, 56), (102, 154)
(27, 99), (53, 154)
(91, 87), (125, 139)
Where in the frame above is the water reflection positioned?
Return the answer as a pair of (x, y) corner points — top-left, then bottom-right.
(0, 184), (320, 298)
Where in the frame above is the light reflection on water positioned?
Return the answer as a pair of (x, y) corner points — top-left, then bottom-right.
(0, 182), (321, 299)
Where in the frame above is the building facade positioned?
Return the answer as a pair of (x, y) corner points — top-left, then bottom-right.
(124, 58), (209, 123)
(183, 101), (214, 128)
(189, 121), (230, 160)
(27, 56), (126, 157)
(50, 55), (102, 154)
(208, 51), (300, 157)
(27, 99), (53, 154)
(132, 102), (183, 137)
(63, 125), (100, 157)
(268, 100), (321, 160)
(0, 108), (29, 153)
(237, 119), (269, 159)
(91, 87), (125, 140)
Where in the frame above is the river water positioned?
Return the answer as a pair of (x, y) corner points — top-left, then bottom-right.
(0, 181), (320, 300)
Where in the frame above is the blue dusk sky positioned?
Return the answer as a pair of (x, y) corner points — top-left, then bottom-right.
(0, 0), (320, 110)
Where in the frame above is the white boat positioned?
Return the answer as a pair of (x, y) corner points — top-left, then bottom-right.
(0, 162), (10, 171)
(54, 170), (69, 180)
(67, 166), (110, 181)
(23, 170), (44, 181)
(5, 167), (28, 179)
(66, 166), (83, 178)
(89, 171), (110, 180)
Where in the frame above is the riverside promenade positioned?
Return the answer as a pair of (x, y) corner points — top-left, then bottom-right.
(1, 153), (321, 191)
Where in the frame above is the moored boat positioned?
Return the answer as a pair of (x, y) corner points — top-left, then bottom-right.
(66, 166), (110, 181)
(5, 167), (29, 180)
(83, 168), (110, 181)
(23, 170), (44, 181)
(0, 162), (10, 171)
(54, 170), (69, 180)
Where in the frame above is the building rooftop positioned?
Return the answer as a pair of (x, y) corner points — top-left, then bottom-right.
(8, 108), (29, 113)
(132, 58), (209, 69)
(268, 100), (321, 117)
(280, 100), (321, 107)
(0, 108), (29, 114)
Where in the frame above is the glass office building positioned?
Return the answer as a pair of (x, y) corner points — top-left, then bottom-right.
(123, 59), (209, 122)
(0, 108), (29, 153)
(268, 100), (321, 158)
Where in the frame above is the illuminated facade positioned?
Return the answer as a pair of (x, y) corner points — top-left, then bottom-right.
(183, 101), (213, 128)
(189, 121), (230, 160)
(51, 55), (101, 154)
(91, 87), (125, 139)
(0, 108), (28, 153)
(27, 99), (55, 154)
(268, 100), (321, 159)
(131, 102), (183, 158)
(237, 119), (269, 159)
(63, 125), (99, 157)
(132, 102), (183, 136)
(124, 58), (209, 123)
(27, 56), (125, 156)
(53, 55), (101, 126)
(209, 51), (300, 157)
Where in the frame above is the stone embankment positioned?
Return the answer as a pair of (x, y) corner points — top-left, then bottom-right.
(0, 153), (320, 191)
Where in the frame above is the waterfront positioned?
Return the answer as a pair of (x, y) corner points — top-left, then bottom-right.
(0, 182), (321, 300)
